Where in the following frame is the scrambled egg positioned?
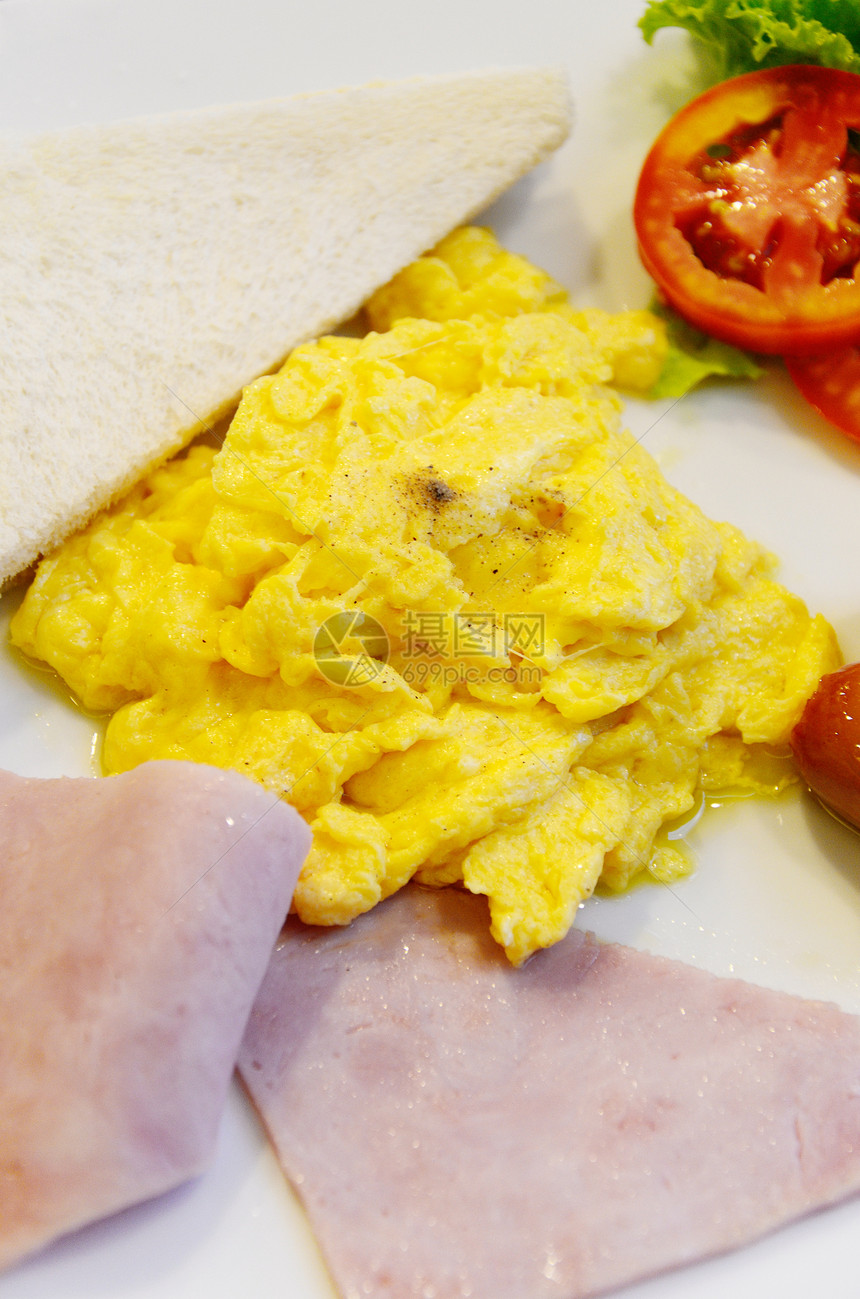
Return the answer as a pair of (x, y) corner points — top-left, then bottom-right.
(11, 228), (839, 965)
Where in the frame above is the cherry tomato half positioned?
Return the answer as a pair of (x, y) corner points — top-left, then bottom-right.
(786, 345), (860, 443)
(634, 65), (860, 356)
(791, 662), (860, 830)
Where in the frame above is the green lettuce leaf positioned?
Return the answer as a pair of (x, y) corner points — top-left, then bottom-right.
(639, 0), (860, 79)
(647, 301), (765, 398)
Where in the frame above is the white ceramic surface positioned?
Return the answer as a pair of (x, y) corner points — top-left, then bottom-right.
(2, 0), (860, 1294)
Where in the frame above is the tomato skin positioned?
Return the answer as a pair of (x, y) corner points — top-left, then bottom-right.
(791, 663), (860, 829)
(786, 347), (860, 443)
(634, 65), (860, 356)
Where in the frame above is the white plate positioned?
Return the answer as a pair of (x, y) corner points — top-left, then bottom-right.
(2, 0), (860, 1295)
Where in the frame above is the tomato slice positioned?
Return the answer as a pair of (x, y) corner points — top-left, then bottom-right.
(786, 345), (860, 442)
(634, 65), (860, 355)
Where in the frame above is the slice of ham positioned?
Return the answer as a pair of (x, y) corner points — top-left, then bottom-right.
(0, 759), (310, 1274)
(239, 884), (860, 1299)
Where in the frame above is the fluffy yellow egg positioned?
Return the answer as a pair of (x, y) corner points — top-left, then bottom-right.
(11, 227), (840, 965)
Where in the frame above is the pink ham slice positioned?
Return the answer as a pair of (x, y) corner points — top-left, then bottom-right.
(240, 884), (860, 1299)
(0, 759), (310, 1274)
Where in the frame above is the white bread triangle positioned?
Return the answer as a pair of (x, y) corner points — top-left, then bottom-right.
(0, 66), (570, 588)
